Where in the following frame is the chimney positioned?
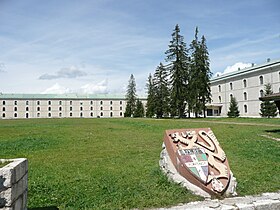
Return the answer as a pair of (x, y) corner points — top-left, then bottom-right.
(267, 58), (271, 62)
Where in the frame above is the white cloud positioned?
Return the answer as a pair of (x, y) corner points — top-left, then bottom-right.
(0, 62), (6, 72)
(79, 80), (108, 94)
(39, 66), (87, 80)
(41, 83), (71, 94)
(214, 62), (252, 77)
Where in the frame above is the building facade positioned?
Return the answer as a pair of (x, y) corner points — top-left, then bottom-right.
(207, 59), (280, 117)
(0, 94), (147, 119)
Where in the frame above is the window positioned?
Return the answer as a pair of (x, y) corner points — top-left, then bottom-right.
(37, 107), (40, 112)
(260, 90), (264, 97)
(90, 112), (93, 117)
(120, 112), (123, 117)
(26, 101), (29, 105)
(218, 85), (221, 92)
(48, 101), (51, 105)
(14, 113), (17, 118)
(244, 105), (248, 113)
(120, 101), (122, 105)
(243, 92), (247, 100)
(230, 94), (233, 101)
(80, 107), (83, 111)
(2, 113), (5, 118)
(110, 106), (113, 110)
(48, 113), (51, 117)
(100, 106), (103, 111)
(26, 113), (29, 118)
(70, 101), (72, 105)
(80, 112), (83, 118)
(218, 96), (221, 103)
(48, 107), (51, 111)
(37, 101), (40, 105)
(100, 112), (103, 117)
(59, 113), (62, 117)
(100, 101), (103, 105)
(229, 82), (233, 90)
(59, 101), (62, 105)
(243, 79), (247, 88)
(26, 107), (29, 111)
(120, 106), (122, 110)
(70, 107), (73, 111)
(14, 101), (17, 105)
(2, 101), (5, 105)
(2, 107), (5, 111)
(37, 113), (40, 118)
(59, 107), (62, 111)
(90, 106), (93, 111)
(90, 101), (93, 105)
(70, 112), (72, 117)
(110, 101), (113, 105)
(110, 112), (113, 117)
(14, 107), (17, 111)
(259, 76), (264, 85)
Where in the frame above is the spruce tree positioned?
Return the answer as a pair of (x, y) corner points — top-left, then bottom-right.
(165, 24), (189, 118)
(189, 27), (212, 118)
(134, 99), (145, 118)
(153, 63), (170, 118)
(227, 96), (240, 117)
(124, 74), (137, 117)
(145, 74), (156, 118)
(260, 83), (278, 118)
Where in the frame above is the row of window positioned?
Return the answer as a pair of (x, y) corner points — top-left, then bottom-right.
(1, 100), (124, 106)
(217, 90), (266, 103)
(1, 106), (123, 112)
(2, 112), (123, 118)
(218, 75), (272, 92)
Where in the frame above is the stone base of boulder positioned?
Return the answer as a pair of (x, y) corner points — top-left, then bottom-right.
(0, 158), (28, 210)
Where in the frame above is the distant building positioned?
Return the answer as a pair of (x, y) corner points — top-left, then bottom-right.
(207, 59), (280, 117)
(0, 94), (147, 119)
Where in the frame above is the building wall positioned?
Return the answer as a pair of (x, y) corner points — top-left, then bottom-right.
(0, 97), (147, 119)
(209, 60), (280, 117)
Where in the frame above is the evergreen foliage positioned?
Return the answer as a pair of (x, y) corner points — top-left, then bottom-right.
(134, 99), (145, 118)
(260, 83), (278, 118)
(165, 24), (189, 118)
(227, 96), (240, 117)
(145, 74), (156, 118)
(124, 74), (137, 117)
(153, 63), (170, 118)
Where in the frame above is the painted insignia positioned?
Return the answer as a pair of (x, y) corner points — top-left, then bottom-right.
(163, 128), (231, 196)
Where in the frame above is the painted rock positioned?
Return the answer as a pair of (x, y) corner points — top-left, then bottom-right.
(163, 128), (231, 196)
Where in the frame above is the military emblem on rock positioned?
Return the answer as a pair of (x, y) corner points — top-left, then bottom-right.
(161, 128), (236, 196)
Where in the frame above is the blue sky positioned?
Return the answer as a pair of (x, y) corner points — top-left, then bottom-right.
(0, 0), (279, 95)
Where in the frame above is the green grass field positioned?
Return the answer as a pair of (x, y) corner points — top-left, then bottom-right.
(0, 118), (279, 209)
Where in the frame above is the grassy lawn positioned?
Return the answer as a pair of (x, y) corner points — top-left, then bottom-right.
(0, 118), (279, 209)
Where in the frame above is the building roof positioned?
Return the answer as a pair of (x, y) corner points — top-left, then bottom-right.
(210, 59), (280, 83)
(0, 93), (128, 100)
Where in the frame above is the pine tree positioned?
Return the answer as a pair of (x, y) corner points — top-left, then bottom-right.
(227, 96), (240, 117)
(165, 24), (189, 118)
(145, 74), (156, 118)
(124, 74), (137, 117)
(153, 63), (170, 118)
(134, 99), (145, 118)
(260, 83), (278, 118)
(188, 27), (212, 118)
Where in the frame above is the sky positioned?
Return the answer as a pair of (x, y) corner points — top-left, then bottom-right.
(0, 0), (280, 95)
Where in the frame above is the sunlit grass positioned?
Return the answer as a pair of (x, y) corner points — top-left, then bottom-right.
(0, 118), (279, 209)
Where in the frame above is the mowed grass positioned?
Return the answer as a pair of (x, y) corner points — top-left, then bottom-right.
(0, 118), (279, 209)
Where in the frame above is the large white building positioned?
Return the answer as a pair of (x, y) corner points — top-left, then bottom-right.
(0, 94), (146, 119)
(207, 59), (280, 117)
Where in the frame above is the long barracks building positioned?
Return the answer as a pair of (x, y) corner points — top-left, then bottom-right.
(206, 59), (280, 117)
(0, 94), (147, 119)
(0, 59), (279, 119)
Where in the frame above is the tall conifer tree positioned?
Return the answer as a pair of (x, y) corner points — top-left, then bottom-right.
(165, 24), (189, 118)
(145, 73), (156, 118)
(153, 63), (170, 118)
(124, 74), (137, 117)
(227, 96), (240, 117)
